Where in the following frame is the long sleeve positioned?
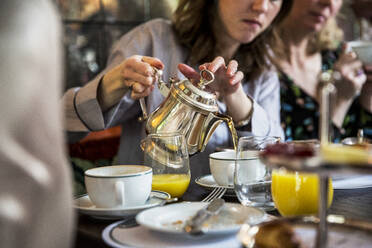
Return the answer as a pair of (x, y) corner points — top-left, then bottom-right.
(242, 70), (284, 140)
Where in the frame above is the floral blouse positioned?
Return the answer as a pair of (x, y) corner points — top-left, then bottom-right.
(279, 50), (372, 142)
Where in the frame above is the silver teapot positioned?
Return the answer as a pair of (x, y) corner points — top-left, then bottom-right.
(139, 69), (235, 155)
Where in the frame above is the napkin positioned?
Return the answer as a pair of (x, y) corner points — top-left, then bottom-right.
(102, 221), (242, 248)
(332, 175), (372, 190)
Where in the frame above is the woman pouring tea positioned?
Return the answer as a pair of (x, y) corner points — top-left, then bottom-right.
(64, 0), (293, 184)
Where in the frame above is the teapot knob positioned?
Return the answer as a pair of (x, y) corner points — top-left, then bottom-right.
(198, 69), (215, 89)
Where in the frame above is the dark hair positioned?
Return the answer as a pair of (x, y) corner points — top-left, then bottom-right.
(172, 0), (293, 80)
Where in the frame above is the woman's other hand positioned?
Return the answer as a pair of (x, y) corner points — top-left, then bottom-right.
(98, 55), (164, 111)
(178, 57), (252, 125)
(333, 46), (366, 101)
(331, 45), (368, 127)
(199, 56), (244, 97)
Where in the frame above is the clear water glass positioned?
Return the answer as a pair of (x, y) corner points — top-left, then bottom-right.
(234, 136), (280, 211)
(141, 132), (191, 198)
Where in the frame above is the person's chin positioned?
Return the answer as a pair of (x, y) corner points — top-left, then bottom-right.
(304, 22), (325, 34)
(235, 33), (260, 44)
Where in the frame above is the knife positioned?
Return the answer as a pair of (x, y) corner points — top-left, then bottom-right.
(184, 198), (225, 235)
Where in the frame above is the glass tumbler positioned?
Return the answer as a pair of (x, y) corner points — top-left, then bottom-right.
(141, 132), (191, 198)
(271, 168), (334, 217)
(234, 136), (280, 211)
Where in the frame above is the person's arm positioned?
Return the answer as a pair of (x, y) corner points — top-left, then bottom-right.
(64, 20), (167, 132)
(98, 55), (163, 112)
(178, 60), (284, 139)
(332, 48), (367, 128)
(248, 70), (285, 139)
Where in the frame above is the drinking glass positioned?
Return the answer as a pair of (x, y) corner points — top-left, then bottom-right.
(234, 136), (280, 211)
(141, 132), (191, 198)
(271, 168), (334, 217)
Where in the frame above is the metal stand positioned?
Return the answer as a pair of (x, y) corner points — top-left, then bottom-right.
(316, 175), (329, 248)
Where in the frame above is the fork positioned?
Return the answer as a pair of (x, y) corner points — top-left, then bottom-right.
(202, 187), (227, 202)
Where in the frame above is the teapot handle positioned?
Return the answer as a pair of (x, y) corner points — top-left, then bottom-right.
(138, 98), (148, 122)
(138, 68), (166, 122)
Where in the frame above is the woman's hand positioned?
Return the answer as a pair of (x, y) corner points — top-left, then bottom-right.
(331, 46), (367, 127)
(120, 55), (164, 99)
(178, 57), (252, 125)
(333, 48), (366, 101)
(199, 56), (244, 98)
(98, 55), (164, 111)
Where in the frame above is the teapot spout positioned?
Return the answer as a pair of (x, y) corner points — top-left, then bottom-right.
(198, 112), (234, 153)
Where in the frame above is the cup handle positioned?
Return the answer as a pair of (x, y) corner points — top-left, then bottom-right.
(115, 181), (125, 206)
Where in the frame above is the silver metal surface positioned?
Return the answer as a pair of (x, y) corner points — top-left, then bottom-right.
(318, 70), (337, 145)
(202, 187), (227, 202)
(143, 69), (232, 155)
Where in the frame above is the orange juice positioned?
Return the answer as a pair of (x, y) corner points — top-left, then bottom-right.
(272, 169), (333, 216)
(152, 174), (191, 198)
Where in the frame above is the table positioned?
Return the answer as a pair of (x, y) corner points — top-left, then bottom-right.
(74, 180), (372, 248)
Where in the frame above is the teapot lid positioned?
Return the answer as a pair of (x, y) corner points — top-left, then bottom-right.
(173, 69), (218, 113)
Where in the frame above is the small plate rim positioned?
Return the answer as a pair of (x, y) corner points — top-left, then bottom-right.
(74, 190), (170, 219)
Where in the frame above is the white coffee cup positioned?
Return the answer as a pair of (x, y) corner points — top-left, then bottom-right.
(348, 41), (372, 64)
(209, 150), (266, 186)
(84, 165), (152, 208)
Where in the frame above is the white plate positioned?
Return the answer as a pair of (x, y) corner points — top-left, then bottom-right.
(102, 220), (242, 248)
(195, 175), (235, 196)
(74, 190), (170, 220)
(136, 202), (266, 237)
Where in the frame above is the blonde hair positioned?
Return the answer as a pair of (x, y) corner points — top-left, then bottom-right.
(315, 17), (344, 51)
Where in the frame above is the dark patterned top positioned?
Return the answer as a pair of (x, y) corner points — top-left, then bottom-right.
(279, 50), (372, 142)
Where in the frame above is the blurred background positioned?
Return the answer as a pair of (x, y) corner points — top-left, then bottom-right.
(54, 0), (178, 91)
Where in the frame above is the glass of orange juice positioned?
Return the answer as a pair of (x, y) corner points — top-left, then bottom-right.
(141, 132), (190, 198)
(271, 168), (333, 217)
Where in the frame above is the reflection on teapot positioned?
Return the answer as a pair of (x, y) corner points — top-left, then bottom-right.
(140, 69), (238, 155)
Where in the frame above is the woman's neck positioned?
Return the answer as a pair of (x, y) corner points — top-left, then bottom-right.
(215, 36), (240, 61)
(280, 19), (316, 63)
(277, 18), (323, 98)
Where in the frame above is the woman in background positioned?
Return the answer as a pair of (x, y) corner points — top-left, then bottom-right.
(272, 0), (371, 141)
(64, 0), (293, 181)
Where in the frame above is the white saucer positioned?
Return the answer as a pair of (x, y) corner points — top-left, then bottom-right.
(195, 175), (236, 197)
(74, 190), (170, 220)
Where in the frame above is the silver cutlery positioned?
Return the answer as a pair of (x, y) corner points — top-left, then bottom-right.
(202, 187), (227, 202)
(151, 194), (179, 203)
(184, 198), (225, 236)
